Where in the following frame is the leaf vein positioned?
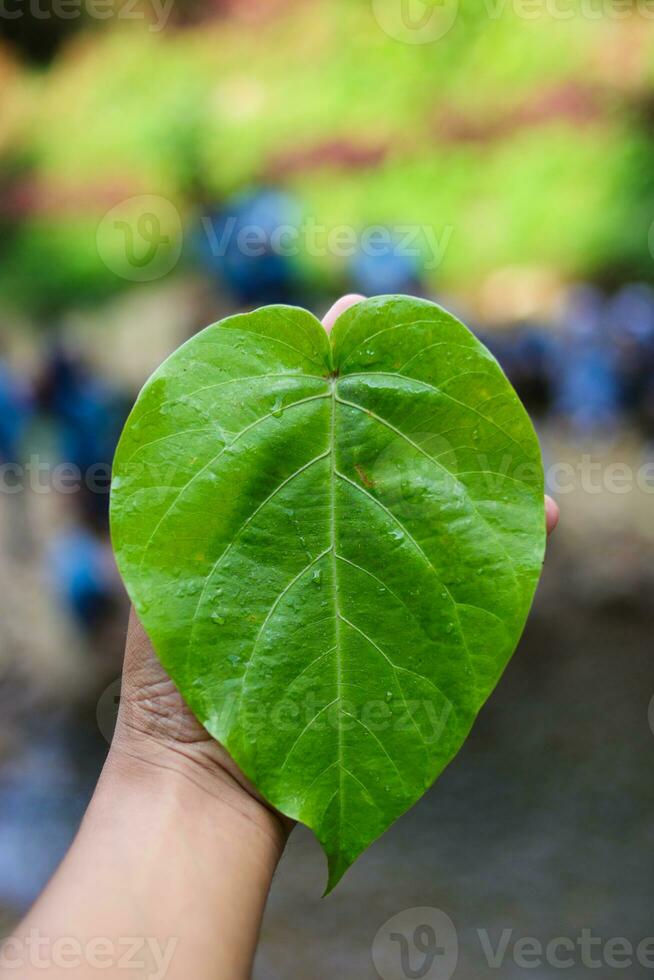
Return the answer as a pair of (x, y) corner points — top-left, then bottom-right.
(335, 394), (520, 591)
(126, 373), (327, 448)
(341, 710), (407, 791)
(278, 698), (339, 774)
(340, 373), (526, 459)
(338, 613), (437, 758)
(189, 449), (330, 637)
(137, 393), (329, 577)
(236, 548), (332, 721)
(335, 470), (477, 700)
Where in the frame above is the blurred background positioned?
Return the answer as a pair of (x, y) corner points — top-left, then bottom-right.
(0, 1), (654, 977)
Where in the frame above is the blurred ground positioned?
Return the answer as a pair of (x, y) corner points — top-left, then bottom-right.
(256, 469), (654, 979)
(1, 418), (652, 979)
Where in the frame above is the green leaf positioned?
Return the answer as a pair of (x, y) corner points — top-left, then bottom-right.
(110, 296), (545, 891)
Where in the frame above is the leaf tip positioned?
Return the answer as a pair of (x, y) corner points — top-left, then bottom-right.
(322, 851), (352, 897)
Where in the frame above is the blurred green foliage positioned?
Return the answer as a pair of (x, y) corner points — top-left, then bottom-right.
(1, 0), (654, 314)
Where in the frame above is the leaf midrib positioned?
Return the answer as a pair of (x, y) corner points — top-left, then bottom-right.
(328, 377), (345, 843)
(134, 367), (508, 812)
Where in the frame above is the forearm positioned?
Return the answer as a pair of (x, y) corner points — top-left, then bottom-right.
(1, 735), (285, 979)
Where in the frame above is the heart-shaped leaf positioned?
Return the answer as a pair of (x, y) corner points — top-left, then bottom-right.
(110, 296), (545, 891)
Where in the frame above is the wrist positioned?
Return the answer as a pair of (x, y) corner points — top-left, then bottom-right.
(106, 726), (289, 862)
(24, 722), (287, 980)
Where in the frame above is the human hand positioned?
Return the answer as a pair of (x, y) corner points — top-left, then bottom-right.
(111, 293), (558, 833)
(108, 301), (377, 846)
(32, 292), (558, 980)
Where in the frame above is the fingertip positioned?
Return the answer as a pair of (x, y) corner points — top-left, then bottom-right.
(545, 495), (559, 536)
(322, 294), (366, 333)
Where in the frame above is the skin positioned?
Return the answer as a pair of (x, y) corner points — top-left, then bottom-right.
(0, 295), (558, 980)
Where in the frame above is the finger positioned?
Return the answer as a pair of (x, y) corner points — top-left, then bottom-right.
(321, 294), (366, 333)
(545, 495), (559, 536)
